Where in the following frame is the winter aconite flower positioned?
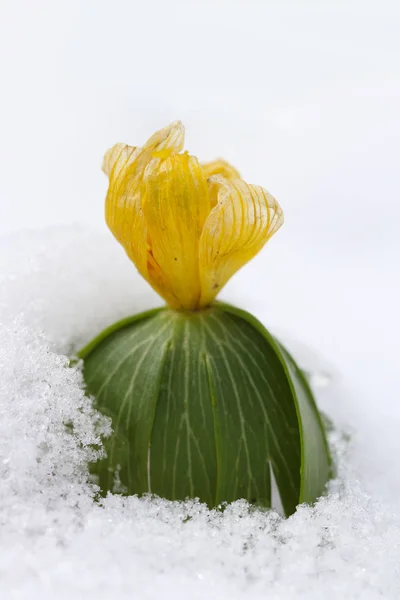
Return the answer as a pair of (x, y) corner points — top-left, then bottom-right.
(78, 121), (331, 515)
(103, 121), (283, 310)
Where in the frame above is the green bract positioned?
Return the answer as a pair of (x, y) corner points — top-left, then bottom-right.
(78, 304), (331, 516)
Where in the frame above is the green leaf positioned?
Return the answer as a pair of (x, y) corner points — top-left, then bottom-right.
(78, 305), (331, 516)
(217, 303), (332, 508)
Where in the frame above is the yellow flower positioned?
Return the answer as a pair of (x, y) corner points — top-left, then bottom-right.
(103, 121), (283, 310)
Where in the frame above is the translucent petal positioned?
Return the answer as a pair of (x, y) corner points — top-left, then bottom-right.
(198, 176), (283, 307)
(143, 120), (185, 155)
(202, 159), (241, 208)
(102, 143), (138, 177)
(202, 159), (240, 181)
(103, 143), (148, 278)
(142, 153), (211, 309)
(103, 121), (185, 283)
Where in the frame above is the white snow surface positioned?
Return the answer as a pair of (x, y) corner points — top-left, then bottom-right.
(0, 226), (399, 600)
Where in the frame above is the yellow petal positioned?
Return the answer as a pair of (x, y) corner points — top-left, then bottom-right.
(102, 143), (138, 177)
(202, 159), (241, 208)
(103, 121), (185, 283)
(103, 143), (148, 278)
(142, 153), (211, 309)
(143, 120), (185, 155)
(198, 176), (283, 307)
(202, 159), (241, 181)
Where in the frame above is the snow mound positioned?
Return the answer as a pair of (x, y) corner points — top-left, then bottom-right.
(0, 225), (399, 600)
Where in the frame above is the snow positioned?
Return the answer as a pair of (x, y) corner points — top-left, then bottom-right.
(1, 227), (399, 600)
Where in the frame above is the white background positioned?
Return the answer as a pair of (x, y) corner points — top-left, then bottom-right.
(1, 0), (400, 494)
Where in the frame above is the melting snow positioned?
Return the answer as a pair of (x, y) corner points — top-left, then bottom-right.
(0, 226), (399, 599)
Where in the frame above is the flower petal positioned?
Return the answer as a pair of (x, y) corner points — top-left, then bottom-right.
(202, 159), (240, 181)
(143, 120), (185, 155)
(202, 159), (241, 208)
(103, 121), (185, 282)
(198, 177), (283, 307)
(103, 143), (148, 277)
(142, 153), (211, 309)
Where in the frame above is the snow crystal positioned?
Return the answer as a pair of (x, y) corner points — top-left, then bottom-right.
(0, 225), (399, 600)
